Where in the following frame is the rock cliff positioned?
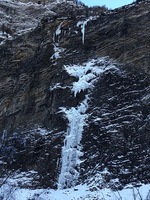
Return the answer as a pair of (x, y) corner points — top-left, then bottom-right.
(0, 0), (150, 190)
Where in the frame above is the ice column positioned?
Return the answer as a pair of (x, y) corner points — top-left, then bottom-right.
(58, 99), (88, 189)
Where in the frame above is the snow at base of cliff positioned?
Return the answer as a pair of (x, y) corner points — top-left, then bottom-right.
(0, 182), (150, 200)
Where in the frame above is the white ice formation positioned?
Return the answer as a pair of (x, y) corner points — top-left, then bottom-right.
(58, 58), (118, 189)
(51, 22), (65, 61)
(77, 17), (97, 44)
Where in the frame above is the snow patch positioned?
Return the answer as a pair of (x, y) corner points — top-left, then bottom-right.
(0, 182), (150, 200)
(37, 127), (49, 135)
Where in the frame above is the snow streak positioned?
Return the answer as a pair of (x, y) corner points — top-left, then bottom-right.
(58, 58), (117, 189)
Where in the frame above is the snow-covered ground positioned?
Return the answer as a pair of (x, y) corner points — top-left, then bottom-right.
(0, 182), (150, 200)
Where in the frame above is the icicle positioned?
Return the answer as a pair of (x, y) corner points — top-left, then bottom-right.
(77, 18), (93, 45)
(81, 20), (88, 45)
(77, 16), (99, 45)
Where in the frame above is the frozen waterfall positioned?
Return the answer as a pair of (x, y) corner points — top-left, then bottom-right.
(58, 58), (118, 189)
(58, 99), (88, 189)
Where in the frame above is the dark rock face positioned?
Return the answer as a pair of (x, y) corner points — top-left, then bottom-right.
(81, 66), (150, 188)
(0, 0), (150, 189)
(0, 129), (64, 188)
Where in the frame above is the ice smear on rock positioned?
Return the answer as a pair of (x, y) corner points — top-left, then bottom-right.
(51, 22), (65, 62)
